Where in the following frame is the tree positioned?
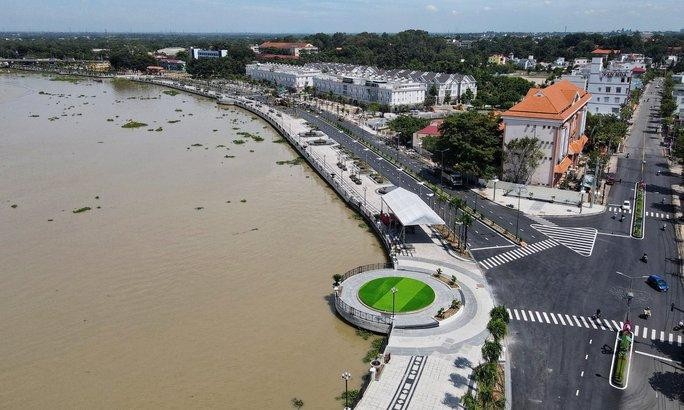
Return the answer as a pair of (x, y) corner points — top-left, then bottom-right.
(461, 88), (474, 104)
(368, 102), (381, 115)
(461, 391), (478, 410)
(422, 111), (503, 178)
(482, 340), (503, 363)
(424, 84), (438, 108)
(490, 306), (510, 324)
(388, 115), (430, 146)
(503, 136), (543, 183)
(444, 91), (452, 105)
(459, 212), (473, 250)
(487, 318), (508, 341)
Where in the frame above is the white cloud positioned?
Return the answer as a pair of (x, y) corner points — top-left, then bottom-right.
(451, 10), (459, 15)
(425, 4), (438, 12)
(543, 0), (552, 4)
(483, 5), (492, 11)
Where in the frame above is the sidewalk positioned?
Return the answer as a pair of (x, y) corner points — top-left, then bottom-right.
(476, 187), (605, 217)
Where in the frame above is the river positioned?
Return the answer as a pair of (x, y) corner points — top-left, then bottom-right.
(0, 72), (385, 408)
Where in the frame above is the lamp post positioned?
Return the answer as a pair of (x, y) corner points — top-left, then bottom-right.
(492, 177), (499, 202)
(514, 184), (526, 240)
(391, 287), (398, 319)
(437, 148), (450, 186)
(341, 371), (352, 410)
(615, 271), (648, 321)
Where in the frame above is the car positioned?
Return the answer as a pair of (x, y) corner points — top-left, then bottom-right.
(621, 200), (631, 211)
(605, 174), (616, 185)
(646, 275), (669, 292)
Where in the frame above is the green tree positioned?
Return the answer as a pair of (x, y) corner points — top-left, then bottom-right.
(424, 84), (438, 108)
(461, 391), (478, 410)
(461, 88), (474, 104)
(503, 136), (543, 183)
(423, 111), (503, 178)
(482, 340), (503, 363)
(368, 102), (381, 115)
(388, 115), (430, 146)
(459, 212), (473, 250)
(487, 318), (508, 341)
(490, 306), (510, 324)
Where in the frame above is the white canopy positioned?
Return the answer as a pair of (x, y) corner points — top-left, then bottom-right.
(381, 187), (445, 226)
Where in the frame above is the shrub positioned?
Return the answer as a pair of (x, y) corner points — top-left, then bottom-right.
(490, 306), (510, 324)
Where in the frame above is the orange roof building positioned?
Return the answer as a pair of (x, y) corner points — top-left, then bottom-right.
(501, 80), (592, 187)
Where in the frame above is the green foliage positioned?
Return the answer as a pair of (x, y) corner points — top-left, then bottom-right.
(490, 306), (510, 324)
(673, 129), (684, 163)
(109, 46), (157, 71)
(388, 115), (430, 145)
(72, 207), (91, 213)
(121, 120), (147, 128)
(423, 111), (503, 178)
(363, 338), (385, 363)
(336, 389), (360, 407)
(632, 186), (644, 238)
(355, 328), (371, 340)
(471, 74), (534, 109)
(487, 318), (508, 341)
(482, 340), (503, 363)
(586, 113), (628, 152)
(503, 136), (543, 183)
(186, 45), (254, 78)
(461, 391), (478, 410)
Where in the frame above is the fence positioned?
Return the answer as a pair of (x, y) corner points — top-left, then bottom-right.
(339, 262), (394, 282)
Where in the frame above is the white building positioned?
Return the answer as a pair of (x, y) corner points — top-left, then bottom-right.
(586, 57), (632, 116)
(312, 74), (426, 107)
(190, 48), (228, 59)
(245, 63), (320, 91)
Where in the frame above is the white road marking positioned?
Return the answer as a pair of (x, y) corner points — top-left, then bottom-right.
(580, 316), (590, 328)
(612, 320), (620, 330)
(651, 329), (656, 340)
(529, 310), (536, 322)
(634, 350), (675, 362)
(535, 311), (543, 322)
(580, 371), (584, 377)
(521, 310), (528, 321)
(549, 312), (558, 325)
(565, 315), (574, 327)
(543, 312), (551, 324)
(575, 389), (579, 396)
(557, 314), (566, 326)
(660, 331), (665, 342)
(507, 308), (513, 320)
(573, 316), (583, 327)
(514, 309), (520, 320)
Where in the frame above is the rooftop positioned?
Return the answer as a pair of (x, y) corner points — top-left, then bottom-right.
(502, 80), (591, 121)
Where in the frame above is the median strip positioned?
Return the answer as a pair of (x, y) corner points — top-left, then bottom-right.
(631, 182), (645, 238)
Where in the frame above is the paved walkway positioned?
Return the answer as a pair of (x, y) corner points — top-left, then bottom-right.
(476, 187), (606, 217)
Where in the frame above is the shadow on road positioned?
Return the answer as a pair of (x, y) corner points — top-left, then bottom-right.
(648, 371), (684, 403)
(442, 393), (461, 408)
(454, 356), (473, 369)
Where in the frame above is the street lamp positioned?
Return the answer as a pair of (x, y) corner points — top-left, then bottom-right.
(492, 177), (499, 202)
(514, 184), (526, 239)
(341, 371), (352, 410)
(615, 271), (649, 321)
(391, 287), (398, 319)
(437, 148), (450, 186)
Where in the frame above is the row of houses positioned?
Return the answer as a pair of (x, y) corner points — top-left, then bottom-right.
(245, 62), (477, 108)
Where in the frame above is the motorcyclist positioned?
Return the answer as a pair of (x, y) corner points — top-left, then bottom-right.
(642, 253), (648, 262)
(644, 307), (651, 318)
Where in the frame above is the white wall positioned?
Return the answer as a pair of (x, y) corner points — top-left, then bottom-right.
(502, 117), (560, 186)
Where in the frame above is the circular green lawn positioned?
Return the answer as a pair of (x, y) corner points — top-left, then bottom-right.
(358, 276), (435, 313)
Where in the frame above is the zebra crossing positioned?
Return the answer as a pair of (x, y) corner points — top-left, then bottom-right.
(507, 308), (683, 346)
(607, 206), (671, 219)
(479, 239), (557, 270)
(531, 224), (597, 257)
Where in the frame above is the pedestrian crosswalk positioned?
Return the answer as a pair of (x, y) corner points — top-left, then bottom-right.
(507, 308), (683, 346)
(531, 224), (597, 257)
(479, 239), (557, 270)
(607, 206), (671, 219)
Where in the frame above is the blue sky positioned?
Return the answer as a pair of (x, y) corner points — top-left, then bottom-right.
(1, 0), (681, 33)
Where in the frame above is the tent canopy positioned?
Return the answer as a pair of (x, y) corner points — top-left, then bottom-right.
(381, 187), (445, 226)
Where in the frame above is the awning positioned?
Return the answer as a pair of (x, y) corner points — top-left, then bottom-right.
(381, 187), (445, 226)
(554, 156), (573, 174)
(568, 134), (588, 155)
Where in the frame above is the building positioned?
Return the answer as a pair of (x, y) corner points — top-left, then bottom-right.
(501, 80), (591, 186)
(85, 61), (111, 72)
(312, 74), (426, 108)
(245, 62), (320, 91)
(573, 58), (589, 68)
(190, 48), (228, 60)
(673, 82), (684, 125)
(257, 42), (318, 57)
(552, 57), (568, 69)
(561, 73), (588, 91)
(412, 119), (444, 155)
(591, 48), (620, 56)
(156, 58), (186, 71)
(305, 62), (477, 105)
(586, 57), (632, 116)
(156, 47), (187, 57)
(488, 54), (508, 65)
(516, 55), (537, 70)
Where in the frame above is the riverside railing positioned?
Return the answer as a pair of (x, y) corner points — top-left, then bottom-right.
(339, 262), (393, 282)
(333, 293), (392, 326)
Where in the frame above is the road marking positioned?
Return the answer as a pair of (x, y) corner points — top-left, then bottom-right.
(470, 244), (516, 251)
(549, 312), (558, 324)
(507, 308), (513, 320)
(589, 339), (592, 344)
(660, 331), (665, 342)
(530, 224), (597, 257)
(521, 310), (528, 321)
(678, 335), (682, 346)
(529, 310), (536, 322)
(634, 350), (675, 362)
(514, 309), (520, 320)
(535, 311), (543, 322)
(477, 239), (558, 270)
(575, 389), (579, 396)
(573, 316), (583, 327)
(557, 314), (566, 325)
(603, 319), (613, 330)
(642, 326), (647, 339)
(585, 354), (588, 360)
(542, 312), (551, 324)
(565, 314), (574, 326)
(668, 333), (673, 343)
(651, 329), (656, 340)
(612, 320), (620, 330)
(580, 371), (584, 377)
(580, 316), (590, 328)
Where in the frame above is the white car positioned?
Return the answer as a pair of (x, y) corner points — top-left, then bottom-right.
(621, 200), (631, 212)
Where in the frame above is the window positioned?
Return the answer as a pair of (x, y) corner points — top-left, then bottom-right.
(604, 97), (609, 102)
(616, 87), (622, 93)
(598, 87), (601, 92)
(615, 97), (620, 103)
(605, 87), (611, 92)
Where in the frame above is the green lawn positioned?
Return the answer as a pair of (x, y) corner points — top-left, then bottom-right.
(358, 277), (435, 313)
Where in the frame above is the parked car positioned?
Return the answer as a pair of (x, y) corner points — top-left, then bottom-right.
(621, 200), (631, 212)
(605, 174), (616, 185)
(646, 275), (669, 292)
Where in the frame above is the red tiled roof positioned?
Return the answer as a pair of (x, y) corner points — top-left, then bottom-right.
(502, 80), (591, 121)
(632, 67), (646, 74)
(568, 134), (588, 155)
(416, 119), (444, 137)
(592, 48), (620, 55)
(554, 156), (572, 174)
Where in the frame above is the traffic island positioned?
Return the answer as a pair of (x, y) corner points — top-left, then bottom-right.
(609, 326), (635, 389)
(631, 182), (645, 238)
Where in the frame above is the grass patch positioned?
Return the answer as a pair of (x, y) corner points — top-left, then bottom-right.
(162, 90), (180, 96)
(276, 158), (304, 166)
(632, 185), (645, 238)
(363, 338), (385, 363)
(272, 138), (286, 143)
(358, 277), (435, 313)
(233, 139), (246, 145)
(72, 207), (92, 213)
(121, 120), (148, 129)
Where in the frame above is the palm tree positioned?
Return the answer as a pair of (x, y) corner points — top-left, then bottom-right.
(459, 212), (473, 250)
(487, 318), (508, 341)
(482, 340), (502, 363)
(461, 391), (478, 410)
(490, 306), (510, 324)
(437, 190), (450, 218)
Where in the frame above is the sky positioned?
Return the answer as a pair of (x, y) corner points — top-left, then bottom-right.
(1, 0), (682, 33)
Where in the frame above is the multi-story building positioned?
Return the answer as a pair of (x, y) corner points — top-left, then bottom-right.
(586, 57), (632, 116)
(501, 80), (592, 186)
(190, 48), (228, 59)
(312, 74), (426, 107)
(305, 62), (476, 104)
(488, 54), (508, 65)
(673, 80), (684, 125)
(245, 63), (320, 91)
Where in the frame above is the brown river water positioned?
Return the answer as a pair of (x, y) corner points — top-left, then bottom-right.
(0, 73), (385, 408)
